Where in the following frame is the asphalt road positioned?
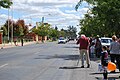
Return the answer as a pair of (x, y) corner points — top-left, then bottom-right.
(0, 41), (120, 80)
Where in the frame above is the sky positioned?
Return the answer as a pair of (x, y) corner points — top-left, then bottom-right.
(0, 0), (90, 34)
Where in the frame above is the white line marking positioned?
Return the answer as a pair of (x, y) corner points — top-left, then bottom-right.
(0, 63), (8, 69)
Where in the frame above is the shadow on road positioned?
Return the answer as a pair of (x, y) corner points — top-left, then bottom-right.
(90, 72), (120, 80)
(90, 72), (120, 75)
(64, 46), (79, 49)
(90, 57), (101, 62)
(59, 66), (82, 69)
(34, 54), (79, 61)
(95, 77), (120, 80)
(34, 54), (101, 63)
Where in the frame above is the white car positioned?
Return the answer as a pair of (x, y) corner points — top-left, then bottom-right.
(100, 37), (112, 47)
(58, 37), (66, 44)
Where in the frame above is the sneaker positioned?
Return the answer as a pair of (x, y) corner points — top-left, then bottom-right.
(80, 66), (84, 68)
(87, 64), (90, 68)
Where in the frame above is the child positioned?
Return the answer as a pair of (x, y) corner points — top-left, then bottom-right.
(90, 42), (95, 58)
(101, 46), (108, 79)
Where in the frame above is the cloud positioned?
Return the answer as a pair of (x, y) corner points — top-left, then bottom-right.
(47, 16), (80, 26)
(0, 14), (12, 25)
(78, 8), (89, 14)
(0, 14), (8, 20)
(13, 0), (79, 15)
(13, 0), (78, 10)
(13, 0), (79, 13)
(0, 0), (89, 32)
(65, 10), (77, 13)
(14, 0), (79, 4)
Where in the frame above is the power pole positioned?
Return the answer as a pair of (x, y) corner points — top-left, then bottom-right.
(11, 1), (13, 45)
(36, 22), (39, 43)
(8, 8), (10, 43)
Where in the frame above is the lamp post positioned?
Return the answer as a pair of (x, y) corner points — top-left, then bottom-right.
(11, 0), (13, 45)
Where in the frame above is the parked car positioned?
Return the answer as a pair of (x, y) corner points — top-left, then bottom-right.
(58, 37), (66, 44)
(69, 38), (74, 41)
(100, 37), (112, 48)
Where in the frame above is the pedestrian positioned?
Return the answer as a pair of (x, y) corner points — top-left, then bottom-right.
(90, 42), (95, 58)
(21, 38), (24, 46)
(88, 37), (93, 58)
(95, 35), (102, 58)
(118, 38), (120, 44)
(109, 35), (120, 73)
(76, 34), (90, 68)
(101, 46), (108, 80)
(13, 37), (17, 46)
(89, 37), (93, 45)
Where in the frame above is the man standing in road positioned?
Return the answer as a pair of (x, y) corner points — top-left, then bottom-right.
(76, 34), (90, 68)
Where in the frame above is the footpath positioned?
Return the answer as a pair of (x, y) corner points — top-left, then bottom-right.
(0, 41), (36, 49)
(59, 55), (120, 80)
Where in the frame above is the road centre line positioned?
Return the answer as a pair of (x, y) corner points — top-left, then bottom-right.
(0, 63), (8, 69)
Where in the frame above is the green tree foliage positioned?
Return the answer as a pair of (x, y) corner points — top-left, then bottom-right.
(67, 25), (77, 39)
(49, 28), (59, 40)
(59, 28), (66, 37)
(0, 0), (13, 8)
(4, 19), (13, 37)
(32, 23), (51, 41)
(76, 0), (120, 37)
(15, 19), (29, 37)
(3, 19), (29, 38)
(37, 23), (50, 37)
(0, 26), (7, 37)
(55, 26), (58, 30)
(57, 26), (77, 39)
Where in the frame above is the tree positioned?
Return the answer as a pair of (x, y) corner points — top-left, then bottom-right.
(0, 26), (7, 37)
(59, 30), (65, 37)
(49, 28), (59, 41)
(4, 19), (13, 39)
(16, 19), (29, 37)
(32, 23), (51, 42)
(78, 14), (102, 36)
(55, 26), (58, 30)
(0, 0), (13, 8)
(3, 19), (29, 40)
(67, 25), (77, 39)
(75, 0), (120, 37)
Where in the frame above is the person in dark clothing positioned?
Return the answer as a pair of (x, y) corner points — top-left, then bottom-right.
(13, 38), (17, 46)
(21, 38), (24, 46)
(95, 36), (102, 58)
(101, 46), (108, 80)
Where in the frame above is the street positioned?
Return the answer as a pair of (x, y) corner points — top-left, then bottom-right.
(0, 41), (120, 80)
